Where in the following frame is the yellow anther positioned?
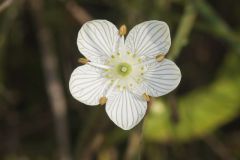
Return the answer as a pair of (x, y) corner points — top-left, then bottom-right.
(156, 54), (165, 62)
(143, 93), (150, 102)
(78, 58), (89, 64)
(119, 24), (127, 36)
(99, 97), (107, 105)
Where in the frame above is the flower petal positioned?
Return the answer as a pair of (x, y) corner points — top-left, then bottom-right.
(125, 20), (171, 58)
(134, 59), (181, 97)
(118, 36), (126, 54)
(105, 90), (147, 130)
(69, 65), (109, 105)
(77, 20), (119, 62)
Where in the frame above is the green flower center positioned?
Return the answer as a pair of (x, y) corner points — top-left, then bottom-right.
(116, 62), (132, 77)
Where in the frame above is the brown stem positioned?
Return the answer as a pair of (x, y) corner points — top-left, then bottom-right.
(203, 135), (235, 160)
(28, 0), (71, 159)
(0, 0), (13, 13)
(65, 0), (92, 24)
(123, 101), (151, 160)
(168, 93), (179, 124)
(81, 133), (105, 160)
(124, 123), (144, 160)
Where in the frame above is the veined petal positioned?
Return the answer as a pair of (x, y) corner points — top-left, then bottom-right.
(118, 36), (126, 54)
(125, 20), (171, 58)
(134, 59), (181, 97)
(105, 90), (147, 130)
(69, 65), (109, 105)
(77, 20), (119, 62)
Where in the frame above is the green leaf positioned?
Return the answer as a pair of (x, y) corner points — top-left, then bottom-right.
(143, 53), (240, 142)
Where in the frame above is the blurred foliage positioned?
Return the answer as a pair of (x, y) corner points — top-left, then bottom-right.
(144, 52), (240, 142)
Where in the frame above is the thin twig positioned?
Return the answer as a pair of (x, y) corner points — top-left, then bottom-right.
(124, 100), (151, 160)
(64, 1), (95, 159)
(0, 0), (13, 13)
(65, 0), (92, 24)
(168, 93), (179, 124)
(28, 0), (71, 160)
(203, 135), (235, 160)
(124, 121), (144, 160)
(81, 133), (105, 160)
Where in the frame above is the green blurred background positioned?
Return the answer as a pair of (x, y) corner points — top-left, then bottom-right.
(0, 0), (240, 159)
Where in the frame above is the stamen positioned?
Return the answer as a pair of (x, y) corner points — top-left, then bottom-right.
(119, 24), (127, 36)
(78, 58), (111, 70)
(143, 93), (150, 102)
(78, 58), (89, 64)
(156, 54), (165, 62)
(88, 62), (111, 70)
(99, 97), (107, 105)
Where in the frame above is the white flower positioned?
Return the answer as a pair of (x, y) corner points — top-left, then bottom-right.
(69, 20), (181, 130)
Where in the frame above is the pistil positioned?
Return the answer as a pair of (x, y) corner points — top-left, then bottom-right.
(121, 66), (127, 72)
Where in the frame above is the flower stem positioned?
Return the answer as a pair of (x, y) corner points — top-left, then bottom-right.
(124, 120), (144, 160)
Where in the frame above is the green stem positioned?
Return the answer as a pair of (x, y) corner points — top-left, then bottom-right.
(193, 0), (240, 51)
(168, 2), (197, 60)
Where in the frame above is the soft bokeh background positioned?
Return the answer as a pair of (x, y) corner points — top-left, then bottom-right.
(0, 0), (240, 159)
